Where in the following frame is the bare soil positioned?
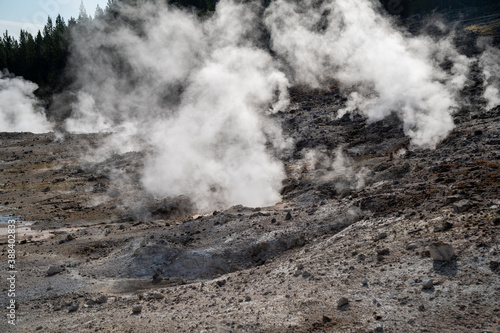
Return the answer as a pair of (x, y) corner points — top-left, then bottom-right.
(0, 82), (499, 332)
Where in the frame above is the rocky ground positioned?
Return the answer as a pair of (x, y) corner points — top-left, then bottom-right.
(1, 36), (500, 333)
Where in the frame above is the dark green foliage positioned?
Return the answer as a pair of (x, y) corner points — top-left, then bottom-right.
(1, 0), (497, 96)
(0, 16), (68, 91)
(0, 0), (220, 93)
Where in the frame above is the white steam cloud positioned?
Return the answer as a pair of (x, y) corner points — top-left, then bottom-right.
(61, 0), (499, 211)
(65, 0), (290, 211)
(264, 0), (471, 148)
(0, 72), (52, 133)
(479, 44), (500, 110)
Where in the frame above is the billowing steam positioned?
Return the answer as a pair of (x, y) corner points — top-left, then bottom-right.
(479, 44), (500, 110)
(65, 0), (290, 210)
(264, 0), (470, 148)
(55, 0), (498, 211)
(0, 72), (52, 133)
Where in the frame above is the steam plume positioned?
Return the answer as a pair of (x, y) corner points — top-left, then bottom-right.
(65, 0), (289, 211)
(62, 0), (499, 211)
(479, 44), (500, 110)
(0, 72), (52, 133)
(265, 0), (471, 148)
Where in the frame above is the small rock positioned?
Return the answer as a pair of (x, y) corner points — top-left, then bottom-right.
(152, 272), (163, 283)
(322, 315), (332, 324)
(337, 297), (349, 308)
(68, 302), (79, 312)
(216, 279), (227, 287)
(95, 295), (108, 304)
(490, 261), (500, 274)
(375, 232), (387, 241)
(285, 212), (292, 220)
(406, 242), (420, 250)
(302, 271), (312, 279)
(453, 200), (471, 213)
(152, 292), (164, 300)
(36, 326), (43, 331)
(66, 234), (75, 241)
(132, 304), (143, 313)
(46, 266), (63, 276)
(493, 218), (500, 226)
(418, 305), (426, 312)
(53, 304), (61, 311)
(434, 222), (453, 233)
(429, 242), (455, 262)
(362, 278), (368, 286)
(376, 248), (390, 256)
(245, 296), (251, 302)
(422, 279), (434, 290)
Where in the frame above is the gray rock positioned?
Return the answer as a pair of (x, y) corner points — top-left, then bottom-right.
(152, 292), (164, 300)
(302, 271), (312, 279)
(152, 272), (163, 283)
(429, 242), (455, 261)
(95, 295), (108, 304)
(422, 279), (434, 290)
(337, 297), (349, 308)
(453, 200), (472, 213)
(68, 302), (79, 312)
(285, 212), (292, 220)
(362, 278), (368, 286)
(132, 304), (143, 313)
(216, 279), (227, 287)
(375, 232), (387, 241)
(46, 266), (63, 276)
(406, 242), (420, 250)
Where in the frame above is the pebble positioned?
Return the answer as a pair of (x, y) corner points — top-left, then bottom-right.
(216, 279), (227, 287)
(132, 304), (143, 313)
(95, 295), (108, 304)
(422, 279), (434, 290)
(322, 315), (332, 323)
(68, 302), (79, 312)
(429, 243), (455, 261)
(337, 297), (349, 308)
(285, 212), (292, 220)
(406, 242), (420, 250)
(152, 272), (163, 283)
(362, 278), (368, 286)
(46, 266), (63, 276)
(152, 292), (164, 300)
(453, 200), (471, 213)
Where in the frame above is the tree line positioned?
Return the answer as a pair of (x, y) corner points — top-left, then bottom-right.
(0, 0), (217, 94)
(1, 0), (497, 95)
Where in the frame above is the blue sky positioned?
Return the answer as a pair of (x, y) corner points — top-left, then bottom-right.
(0, 0), (109, 37)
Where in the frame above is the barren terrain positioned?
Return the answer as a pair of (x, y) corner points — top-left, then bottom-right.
(1, 79), (499, 332)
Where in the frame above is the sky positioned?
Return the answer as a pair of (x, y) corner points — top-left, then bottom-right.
(0, 0), (109, 37)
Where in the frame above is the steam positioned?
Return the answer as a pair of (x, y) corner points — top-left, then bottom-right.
(264, 0), (471, 148)
(303, 147), (367, 192)
(60, 0), (499, 211)
(65, 0), (289, 211)
(479, 44), (500, 110)
(0, 72), (52, 133)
